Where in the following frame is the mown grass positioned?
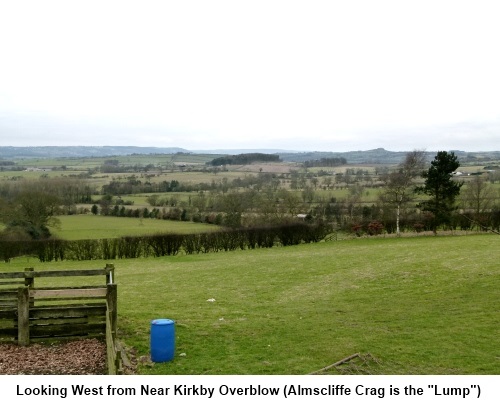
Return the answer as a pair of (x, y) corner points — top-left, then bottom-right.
(1, 233), (498, 375)
(49, 215), (220, 240)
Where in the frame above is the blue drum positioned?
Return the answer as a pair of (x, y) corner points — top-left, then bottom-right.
(150, 319), (175, 362)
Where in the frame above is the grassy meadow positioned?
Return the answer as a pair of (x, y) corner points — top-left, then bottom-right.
(1, 233), (498, 375)
(49, 215), (220, 240)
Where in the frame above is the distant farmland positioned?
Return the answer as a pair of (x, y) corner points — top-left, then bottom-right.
(49, 215), (220, 240)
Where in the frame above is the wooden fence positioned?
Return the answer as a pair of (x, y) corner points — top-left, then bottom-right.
(0, 264), (122, 374)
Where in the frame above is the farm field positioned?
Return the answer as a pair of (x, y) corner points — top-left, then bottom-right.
(1, 233), (498, 375)
(48, 215), (221, 240)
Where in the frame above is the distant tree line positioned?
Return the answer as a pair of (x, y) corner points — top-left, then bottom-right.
(303, 157), (347, 168)
(208, 153), (281, 166)
(100, 161), (158, 173)
(102, 178), (183, 195)
(100, 173), (283, 195)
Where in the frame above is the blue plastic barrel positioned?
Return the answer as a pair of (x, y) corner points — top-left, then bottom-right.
(150, 319), (175, 362)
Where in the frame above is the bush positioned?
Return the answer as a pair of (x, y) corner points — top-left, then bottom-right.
(367, 221), (384, 236)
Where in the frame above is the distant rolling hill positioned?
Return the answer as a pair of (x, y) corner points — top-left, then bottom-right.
(0, 146), (189, 159)
(1, 146), (499, 165)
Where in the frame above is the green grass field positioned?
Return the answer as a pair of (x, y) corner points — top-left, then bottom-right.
(2, 233), (498, 375)
(49, 215), (220, 240)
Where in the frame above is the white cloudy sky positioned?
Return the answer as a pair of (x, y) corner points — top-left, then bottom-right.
(1, 0), (499, 152)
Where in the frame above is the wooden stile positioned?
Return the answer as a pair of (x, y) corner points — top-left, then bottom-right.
(0, 265), (122, 374)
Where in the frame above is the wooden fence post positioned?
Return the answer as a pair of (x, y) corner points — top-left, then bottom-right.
(105, 264), (115, 284)
(17, 287), (30, 346)
(25, 267), (35, 308)
(24, 267), (34, 288)
(107, 284), (117, 334)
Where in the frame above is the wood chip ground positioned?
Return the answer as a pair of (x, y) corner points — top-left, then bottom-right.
(0, 339), (107, 375)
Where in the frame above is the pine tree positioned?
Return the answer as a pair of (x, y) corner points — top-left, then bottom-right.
(418, 151), (463, 233)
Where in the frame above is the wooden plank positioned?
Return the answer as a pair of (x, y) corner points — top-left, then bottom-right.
(0, 327), (17, 337)
(30, 313), (106, 322)
(26, 269), (110, 278)
(34, 303), (106, 309)
(0, 291), (18, 299)
(30, 316), (105, 326)
(31, 321), (106, 330)
(0, 269), (110, 279)
(0, 302), (17, 308)
(0, 299), (18, 304)
(30, 288), (107, 299)
(0, 290), (17, 305)
(0, 272), (27, 279)
(31, 317), (90, 326)
(30, 322), (105, 338)
(30, 297), (106, 303)
(16, 315), (106, 327)
(30, 305), (106, 319)
(34, 285), (108, 290)
(28, 335), (104, 343)
(0, 309), (16, 319)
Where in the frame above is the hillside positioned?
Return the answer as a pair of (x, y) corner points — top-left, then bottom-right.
(1, 146), (500, 165)
(0, 146), (189, 159)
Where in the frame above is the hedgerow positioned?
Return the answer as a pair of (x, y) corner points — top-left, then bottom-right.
(0, 223), (332, 262)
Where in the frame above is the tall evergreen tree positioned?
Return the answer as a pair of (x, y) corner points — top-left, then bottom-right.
(418, 151), (463, 233)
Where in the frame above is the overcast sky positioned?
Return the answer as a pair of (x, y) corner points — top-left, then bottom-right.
(1, 0), (499, 152)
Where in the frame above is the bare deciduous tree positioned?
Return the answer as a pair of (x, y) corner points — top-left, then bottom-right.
(380, 150), (426, 236)
(460, 175), (497, 229)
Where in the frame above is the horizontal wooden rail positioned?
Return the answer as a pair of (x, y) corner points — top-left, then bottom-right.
(0, 291), (18, 300)
(30, 288), (107, 299)
(29, 304), (106, 319)
(0, 308), (16, 319)
(30, 323), (106, 339)
(0, 269), (112, 279)
(0, 301), (18, 308)
(0, 281), (27, 286)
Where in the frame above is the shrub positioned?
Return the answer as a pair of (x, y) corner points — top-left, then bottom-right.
(367, 221), (384, 236)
